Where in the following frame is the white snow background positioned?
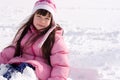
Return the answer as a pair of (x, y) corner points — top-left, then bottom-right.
(0, 0), (120, 80)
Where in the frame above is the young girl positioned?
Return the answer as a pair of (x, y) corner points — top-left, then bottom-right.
(0, 0), (70, 80)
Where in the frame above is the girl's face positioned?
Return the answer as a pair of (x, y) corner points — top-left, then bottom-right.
(33, 13), (52, 30)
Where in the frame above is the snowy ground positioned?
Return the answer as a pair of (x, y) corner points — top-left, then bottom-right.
(0, 0), (120, 80)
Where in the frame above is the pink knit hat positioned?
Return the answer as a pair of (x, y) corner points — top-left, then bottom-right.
(32, 0), (56, 22)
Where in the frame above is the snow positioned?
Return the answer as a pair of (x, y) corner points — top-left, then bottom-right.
(0, 64), (38, 80)
(0, 0), (120, 80)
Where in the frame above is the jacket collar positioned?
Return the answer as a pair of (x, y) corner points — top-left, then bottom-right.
(38, 24), (57, 48)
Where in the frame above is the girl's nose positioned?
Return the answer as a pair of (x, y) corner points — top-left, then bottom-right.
(40, 18), (46, 24)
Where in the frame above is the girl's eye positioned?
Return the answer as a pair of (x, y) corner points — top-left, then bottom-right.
(45, 18), (50, 20)
(37, 15), (41, 17)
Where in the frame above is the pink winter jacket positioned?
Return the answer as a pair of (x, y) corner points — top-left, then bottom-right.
(0, 26), (69, 80)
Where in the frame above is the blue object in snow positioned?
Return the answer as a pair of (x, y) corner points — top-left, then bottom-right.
(3, 62), (35, 80)
(15, 62), (34, 73)
(3, 65), (15, 80)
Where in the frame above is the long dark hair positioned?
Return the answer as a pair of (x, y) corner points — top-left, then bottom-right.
(13, 9), (61, 65)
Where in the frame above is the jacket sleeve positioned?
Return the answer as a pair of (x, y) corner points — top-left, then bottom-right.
(48, 30), (70, 80)
(0, 46), (15, 64)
